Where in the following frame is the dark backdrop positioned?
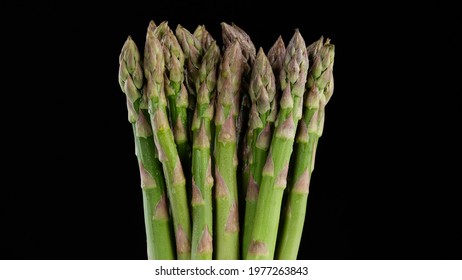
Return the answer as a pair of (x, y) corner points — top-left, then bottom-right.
(1, 1), (460, 260)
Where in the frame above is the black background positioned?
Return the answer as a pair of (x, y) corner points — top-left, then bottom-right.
(1, 1), (460, 260)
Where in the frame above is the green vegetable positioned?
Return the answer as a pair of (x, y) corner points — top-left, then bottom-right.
(144, 25), (191, 259)
(246, 30), (308, 260)
(118, 36), (175, 259)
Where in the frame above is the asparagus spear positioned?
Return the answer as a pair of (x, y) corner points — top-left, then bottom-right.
(246, 30), (308, 260)
(241, 38), (285, 258)
(241, 38), (286, 246)
(221, 23), (256, 225)
(242, 36), (286, 196)
(266, 35), (286, 139)
(242, 48), (277, 258)
(118, 37), (175, 259)
(144, 25), (191, 259)
(176, 25), (204, 89)
(176, 25), (206, 147)
(152, 21), (190, 181)
(193, 25), (217, 153)
(276, 40), (335, 259)
(221, 22), (256, 145)
(190, 41), (220, 259)
(214, 41), (244, 259)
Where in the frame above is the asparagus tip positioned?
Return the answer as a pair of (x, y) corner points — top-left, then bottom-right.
(148, 20), (156, 32)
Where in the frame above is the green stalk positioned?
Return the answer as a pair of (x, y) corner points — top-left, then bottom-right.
(152, 21), (190, 181)
(242, 48), (278, 258)
(214, 42), (244, 259)
(135, 112), (175, 260)
(246, 30), (308, 260)
(190, 42), (220, 259)
(118, 37), (175, 259)
(144, 25), (191, 259)
(276, 40), (335, 259)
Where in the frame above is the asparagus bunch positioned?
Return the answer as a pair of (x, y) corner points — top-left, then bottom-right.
(118, 37), (175, 259)
(118, 21), (335, 260)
